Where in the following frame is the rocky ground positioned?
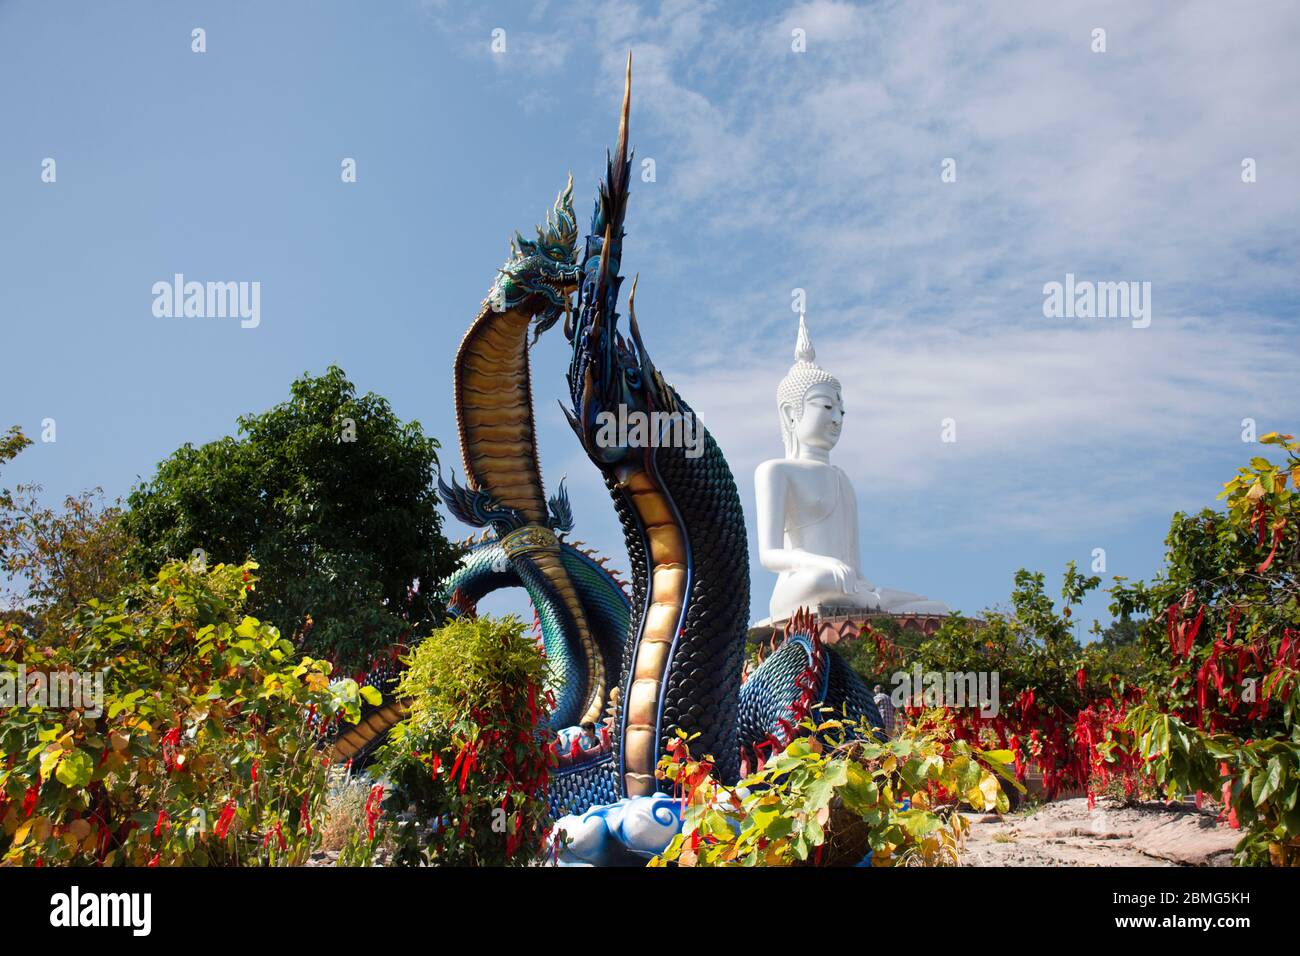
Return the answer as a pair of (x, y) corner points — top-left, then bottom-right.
(962, 796), (1240, 867)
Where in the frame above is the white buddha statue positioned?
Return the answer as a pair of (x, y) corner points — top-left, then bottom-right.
(754, 311), (949, 622)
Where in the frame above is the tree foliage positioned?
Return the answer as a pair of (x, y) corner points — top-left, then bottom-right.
(0, 426), (31, 489)
(0, 427), (132, 638)
(123, 367), (460, 669)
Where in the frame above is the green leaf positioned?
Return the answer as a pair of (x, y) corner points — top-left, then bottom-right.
(55, 750), (94, 789)
(1257, 757), (1283, 806)
(705, 811), (734, 842)
(39, 748), (64, 779)
(900, 811), (944, 838)
(804, 760), (848, 811)
(953, 755), (982, 792)
(765, 815), (794, 841)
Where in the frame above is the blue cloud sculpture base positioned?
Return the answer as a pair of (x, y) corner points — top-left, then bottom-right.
(549, 795), (684, 867)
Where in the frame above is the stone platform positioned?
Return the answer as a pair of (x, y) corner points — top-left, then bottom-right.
(747, 608), (949, 646)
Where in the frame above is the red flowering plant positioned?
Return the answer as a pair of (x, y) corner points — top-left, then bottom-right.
(1108, 431), (1300, 865)
(366, 614), (555, 867)
(876, 566), (1142, 802)
(0, 560), (368, 865)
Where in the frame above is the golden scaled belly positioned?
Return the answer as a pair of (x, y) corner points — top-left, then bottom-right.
(614, 463), (687, 796)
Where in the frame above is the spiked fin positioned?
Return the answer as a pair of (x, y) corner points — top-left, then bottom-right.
(436, 469), (527, 531)
(547, 477), (575, 533)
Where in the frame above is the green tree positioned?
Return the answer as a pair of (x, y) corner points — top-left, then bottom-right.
(1085, 616), (1147, 688)
(123, 367), (460, 669)
(911, 566), (1101, 712)
(1096, 616), (1140, 650)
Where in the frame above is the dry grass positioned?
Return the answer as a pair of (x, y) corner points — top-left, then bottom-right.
(319, 772), (372, 852)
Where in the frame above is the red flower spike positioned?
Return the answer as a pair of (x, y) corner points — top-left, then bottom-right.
(215, 800), (237, 839)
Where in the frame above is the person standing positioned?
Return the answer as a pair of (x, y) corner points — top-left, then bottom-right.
(872, 684), (896, 737)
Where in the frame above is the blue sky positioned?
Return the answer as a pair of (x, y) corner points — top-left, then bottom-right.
(2, 0), (1297, 636)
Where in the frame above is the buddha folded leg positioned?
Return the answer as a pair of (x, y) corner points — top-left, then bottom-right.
(875, 586), (949, 615)
(771, 566), (881, 621)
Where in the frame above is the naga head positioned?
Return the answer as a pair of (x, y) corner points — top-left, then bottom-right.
(565, 53), (675, 466)
(492, 176), (582, 345)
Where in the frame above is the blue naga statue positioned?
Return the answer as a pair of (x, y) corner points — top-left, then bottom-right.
(331, 57), (881, 858)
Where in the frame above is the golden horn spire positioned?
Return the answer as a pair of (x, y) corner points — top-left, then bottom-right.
(617, 51), (632, 162)
(599, 223), (612, 273)
(626, 273), (641, 340)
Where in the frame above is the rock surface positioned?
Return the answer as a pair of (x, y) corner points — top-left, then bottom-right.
(963, 797), (1239, 867)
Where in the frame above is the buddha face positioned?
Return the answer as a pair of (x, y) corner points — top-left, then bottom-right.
(786, 382), (843, 454)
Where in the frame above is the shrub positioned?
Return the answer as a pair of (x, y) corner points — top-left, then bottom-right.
(0, 560), (367, 865)
(651, 709), (1020, 867)
(368, 615), (555, 867)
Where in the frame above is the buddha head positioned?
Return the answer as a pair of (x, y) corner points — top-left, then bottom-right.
(776, 312), (844, 459)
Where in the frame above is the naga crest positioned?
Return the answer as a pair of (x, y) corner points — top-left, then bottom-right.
(565, 54), (675, 466)
(492, 176), (582, 344)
